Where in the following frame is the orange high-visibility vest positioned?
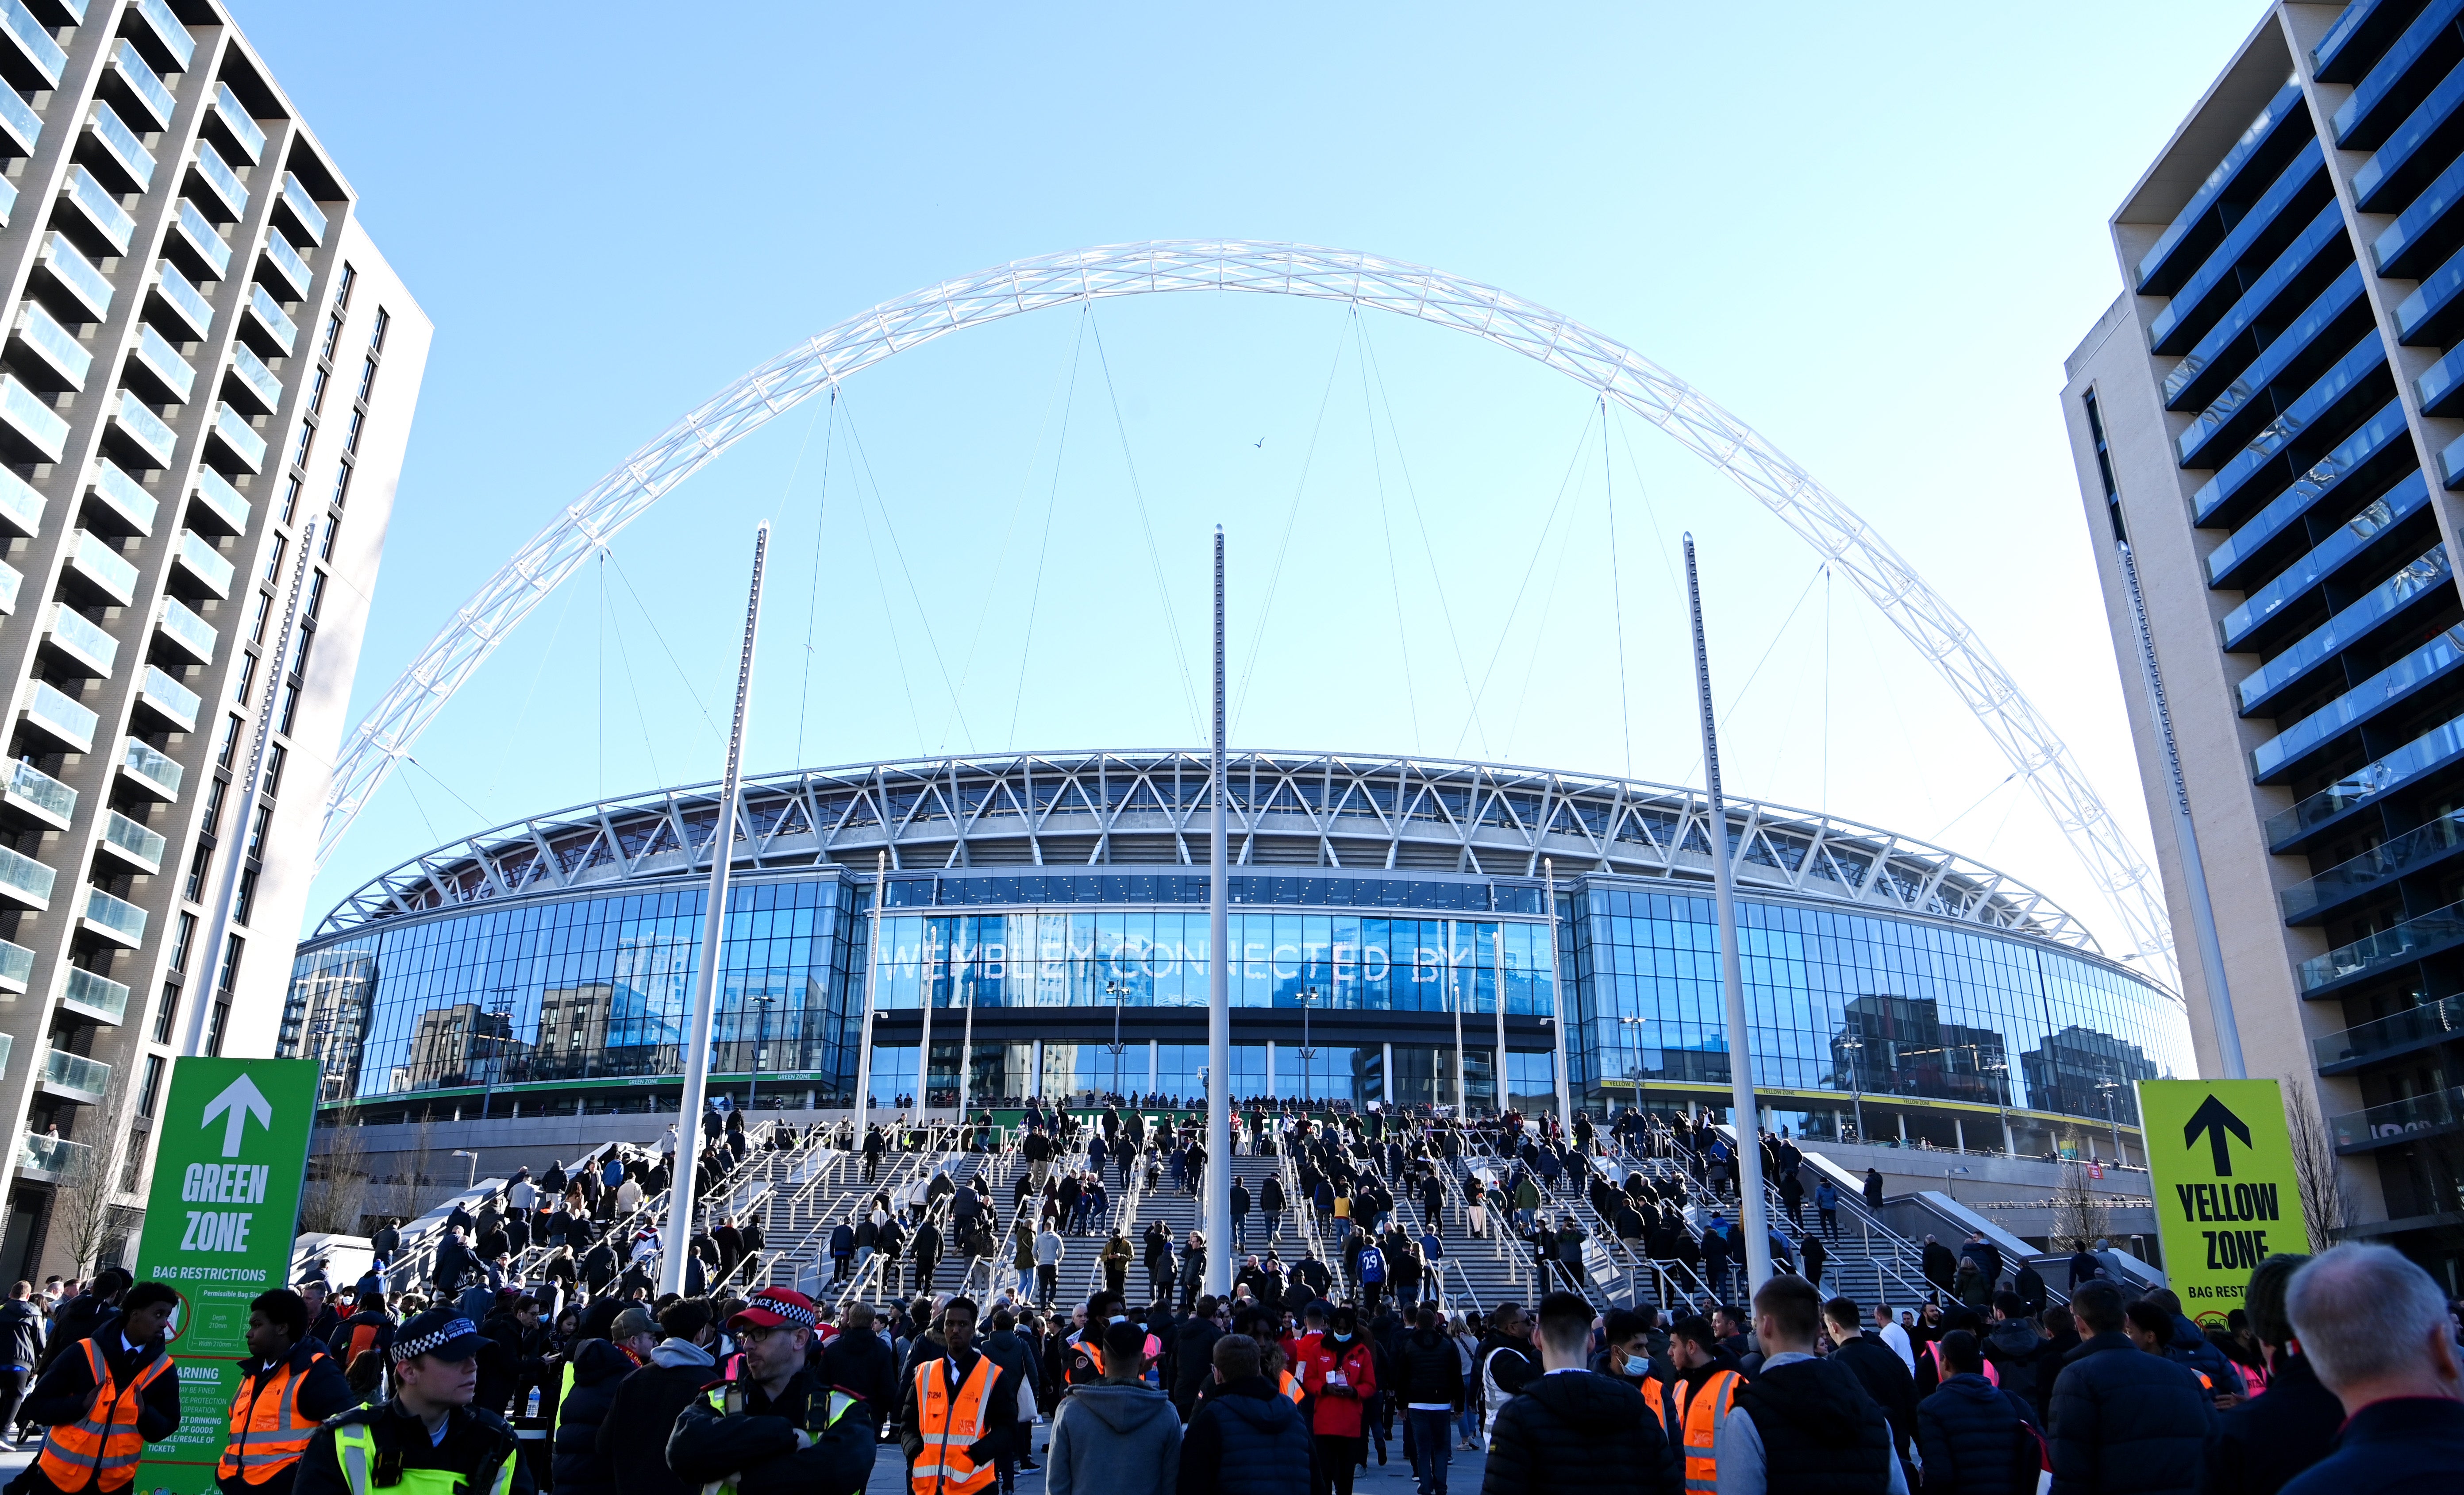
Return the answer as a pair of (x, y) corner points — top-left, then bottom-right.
(217, 1347), (330, 1483)
(1671, 1369), (1740, 1495)
(38, 1340), (172, 1493)
(909, 1356), (999, 1495)
(1278, 1370), (1304, 1405)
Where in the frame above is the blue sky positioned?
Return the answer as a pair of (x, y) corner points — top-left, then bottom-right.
(247, 0), (2265, 961)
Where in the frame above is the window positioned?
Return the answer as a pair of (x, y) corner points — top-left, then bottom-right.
(249, 591), (272, 646)
(261, 535), (286, 585)
(333, 263), (355, 308)
(119, 1140), (145, 1194)
(169, 910), (196, 971)
(291, 422), (313, 470)
(151, 982), (178, 1044)
(216, 714), (243, 768)
(183, 840), (211, 901)
(308, 365), (329, 415)
(230, 652), (255, 704)
(235, 865), (259, 925)
(281, 474), (302, 524)
(320, 312), (342, 362)
(245, 803), (271, 859)
(277, 683), (299, 736)
(357, 358), (377, 402)
(261, 744), (286, 799)
(330, 462), (351, 508)
(288, 628), (313, 681)
(304, 571), (326, 620)
(369, 308), (389, 351)
(343, 408), (363, 454)
(320, 516), (339, 561)
(137, 1054), (164, 1118)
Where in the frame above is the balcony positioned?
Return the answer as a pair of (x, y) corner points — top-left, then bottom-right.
(128, 0), (192, 70)
(0, 374), (66, 462)
(2178, 272), (2374, 470)
(279, 172), (327, 245)
(2298, 898), (2464, 997)
(19, 678), (92, 754)
(42, 603), (116, 677)
(0, 84), (32, 160)
(11, 300), (87, 391)
(18, 1132), (88, 1183)
(112, 391), (176, 469)
(156, 596), (215, 664)
(2137, 81), (2311, 295)
(107, 39), (171, 129)
(0, 0), (64, 90)
(2220, 467), (2430, 654)
(37, 1048), (107, 1104)
(0, 840), (53, 909)
(59, 165), (135, 255)
(59, 963), (126, 1023)
(138, 664), (196, 731)
(80, 885), (144, 946)
(226, 342), (279, 412)
(37, 234), (109, 321)
(2165, 202), (2348, 409)
(2255, 624), (2464, 784)
(189, 139), (247, 219)
(261, 228), (312, 299)
(2316, 993), (2464, 1076)
(2271, 710), (2464, 852)
(208, 402), (264, 474)
(127, 324), (194, 405)
(0, 558), (19, 617)
(173, 530), (232, 597)
(87, 459), (155, 535)
(245, 285), (295, 353)
(208, 82), (263, 166)
(2353, 58), (2464, 212)
(97, 808), (162, 873)
(84, 101), (154, 192)
(0, 938), (28, 994)
(190, 466), (248, 534)
(0, 174), (14, 227)
(117, 736), (178, 800)
(0, 464), (40, 539)
(2374, 151), (2464, 280)
(2149, 141), (2330, 354)
(152, 260), (212, 340)
(1, 756), (72, 828)
(2332, 1086), (2464, 1151)
(2330, 0), (2464, 135)
(171, 199), (229, 278)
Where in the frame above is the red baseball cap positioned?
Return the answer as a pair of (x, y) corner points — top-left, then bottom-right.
(730, 1288), (819, 1331)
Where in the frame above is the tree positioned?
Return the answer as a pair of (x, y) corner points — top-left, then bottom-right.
(2283, 1079), (2346, 1250)
(299, 1104), (372, 1235)
(52, 1069), (135, 1275)
(2047, 1137), (2110, 1252)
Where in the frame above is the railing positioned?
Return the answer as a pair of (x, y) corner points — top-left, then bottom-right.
(120, 736), (182, 797)
(193, 466), (250, 532)
(2315, 993), (2464, 1071)
(7, 757), (75, 821)
(210, 82), (264, 163)
(92, 460), (158, 532)
(173, 198), (231, 277)
(60, 965), (128, 1022)
(132, 324), (195, 403)
(191, 138), (247, 216)
(41, 1047), (109, 1098)
(280, 172), (327, 243)
(19, 1131), (87, 1179)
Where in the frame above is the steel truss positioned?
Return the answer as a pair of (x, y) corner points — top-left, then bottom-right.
(317, 241), (2175, 986)
(314, 749), (2098, 958)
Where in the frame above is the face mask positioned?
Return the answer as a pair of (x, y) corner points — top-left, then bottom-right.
(1332, 1331), (1352, 1342)
(1624, 1355), (1649, 1377)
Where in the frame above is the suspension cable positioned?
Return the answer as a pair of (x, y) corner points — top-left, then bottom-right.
(836, 387), (976, 750)
(1234, 311), (1352, 734)
(1086, 307), (1203, 741)
(1455, 405), (1596, 756)
(1602, 397), (1633, 779)
(1355, 312), (1421, 748)
(1009, 307), (1092, 746)
(793, 388), (837, 767)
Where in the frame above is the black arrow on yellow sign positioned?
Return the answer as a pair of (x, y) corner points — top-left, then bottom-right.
(2184, 1094), (2252, 1177)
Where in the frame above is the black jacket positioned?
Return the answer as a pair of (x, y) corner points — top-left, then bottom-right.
(2275, 1396), (2464, 1495)
(34, 1298), (113, 1374)
(1170, 1319), (1222, 1417)
(1395, 1327), (1463, 1412)
(1831, 1333), (1919, 1461)
(818, 1327), (899, 1414)
(1181, 1375), (1312, 1495)
(293, 1400), (533, 1495)
(895, 1349), (1015, 1468)
(1737, 1354), (1898, 1495)
(1979, 1320), (2051, 1412)
(548, 1339), (632, 1495)
(1917, 1373), (2041, 1495)
(2196, 1352), (2343, 1495)
(668, 1362), (876, 1495)
(601, 1340), (718, 1495)
(2046, 1333), (2212, 1495)
(1478, 1369), (1679, 1495)
(0, 1300), (42, 1371)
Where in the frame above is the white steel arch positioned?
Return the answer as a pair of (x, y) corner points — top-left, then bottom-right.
(319, 240), (2177, 986)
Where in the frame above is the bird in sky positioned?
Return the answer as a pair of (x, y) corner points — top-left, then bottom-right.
(1253, 437), (1265, 448)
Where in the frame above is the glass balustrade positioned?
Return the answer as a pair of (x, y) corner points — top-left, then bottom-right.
(246, 285), (295, 351)
(2315, 994), (2464, 1072)
(5, 757), (73, 823)
(0, 0), (66, 88)
(82, 886), (144, 944)
(0, 841), (55, 906)
(210, 83), (264, 164)
(175, 531), (233, 595)
(114, 392), (175, 468)
(41, 1048), (108, 1098)
(229, 343), (280, 409)
(63, 166), (134, 254)
(0, 83), (34, 155)
(0, 938), (30, 993)
(280, 172), (328, 244)
(192, 466), (249, 532)
(173, 198), (230, 277)
(119, 736), (180, 798)
(47, 604), (116, 674)
(192, 139), (247, 217)
(212, 402), (265, 471)
(2331, 1087), (2464, 1149)
(14, 300), (89, 388)
(101, 809), (162, 868)
(0, 174), (15, 228)
(263, 229), (311, 297)
(19, 1133), (88, 1179)
(157, 597), (215, 661)
(86, 101), (154, 191)
(90, 459), (155, 534)
(61, 964), (127, 1022)
(21, 680), (93, 753)
(0, 463), (42, 537)
(155, 260), (213, 339)
(40, 234), (110, 320)
(141, 665), (197, 728)
(0, 373), (67, 461)
(131, 323), (195, 403)
(0, 559), (18, 616)
(109, 39), (173, 128)
(2298, 898), (2464, 994)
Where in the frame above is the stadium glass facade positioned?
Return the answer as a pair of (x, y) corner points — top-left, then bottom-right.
(286, 752), (2190, 1157)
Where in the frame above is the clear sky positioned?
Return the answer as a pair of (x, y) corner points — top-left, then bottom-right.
(247, 0), (2267, 965)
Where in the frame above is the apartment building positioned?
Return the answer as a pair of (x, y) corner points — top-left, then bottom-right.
(0, 0), (427, 1279)
(2063, 0), (2464, 1284)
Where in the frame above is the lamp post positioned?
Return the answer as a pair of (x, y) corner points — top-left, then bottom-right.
(2095, 1079), (2125, 1164)
(1980, 1056), (2010, 1156)
(470, 1000), (515, 1122)
(1837, 1035), (1866, 1144)
(1617, 1015), (1648, 1104)
(1297, 986), (1321, 1110)
(1106, 980), (1129, 1099)
(745, 993), (777, 1116)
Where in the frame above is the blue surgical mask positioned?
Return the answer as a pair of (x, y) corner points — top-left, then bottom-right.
(1624, 1355), (1649, 1377)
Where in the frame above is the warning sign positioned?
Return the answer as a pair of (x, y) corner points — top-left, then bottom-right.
(2136, 1079), (2312, 1327)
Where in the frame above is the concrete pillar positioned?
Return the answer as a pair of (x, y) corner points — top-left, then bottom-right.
(1897, 1112), (1907, 1144)
(1030, 1040), (1043, 1098)
(1148, 1039), (1158, 1098)
(1383, 1042), (1394, 1106)
(1954, 1116), (1967, 1154)
(1266, 1040), (1277, 1099)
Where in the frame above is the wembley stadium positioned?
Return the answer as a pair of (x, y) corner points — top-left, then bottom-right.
(282, 749), (2191, 1158)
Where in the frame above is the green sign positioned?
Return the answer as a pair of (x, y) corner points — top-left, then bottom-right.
(2136, 1078), (2311, 1329)
(129, 1058), (320, 1495)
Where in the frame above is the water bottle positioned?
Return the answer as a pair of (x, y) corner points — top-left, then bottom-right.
(526, 1385), (542, 1420)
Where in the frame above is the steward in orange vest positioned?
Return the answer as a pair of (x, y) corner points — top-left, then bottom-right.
(218, 1289), (357, 1495)
(8, 1282), (181, 1495)
(896, 1299), (1016, 1495)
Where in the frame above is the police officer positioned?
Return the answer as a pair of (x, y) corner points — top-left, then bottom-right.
(666, 1288), (874, 1495)
(218, 1289), (356, 1495)
(290, 1308), (533, 1495)
(5, 1282), (179, 1495)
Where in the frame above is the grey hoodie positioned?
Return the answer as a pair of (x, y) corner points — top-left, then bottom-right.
(1047, 1383), (1182, 1495)
(650, 1336), (714, 1371)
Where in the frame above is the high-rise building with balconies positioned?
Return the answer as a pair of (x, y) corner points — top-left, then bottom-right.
(0, 0), (426, 1279)
(2063, 1), (2464, 1285)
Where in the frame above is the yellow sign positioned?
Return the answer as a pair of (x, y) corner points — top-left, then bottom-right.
(2135, 1078), (2311, 1328)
